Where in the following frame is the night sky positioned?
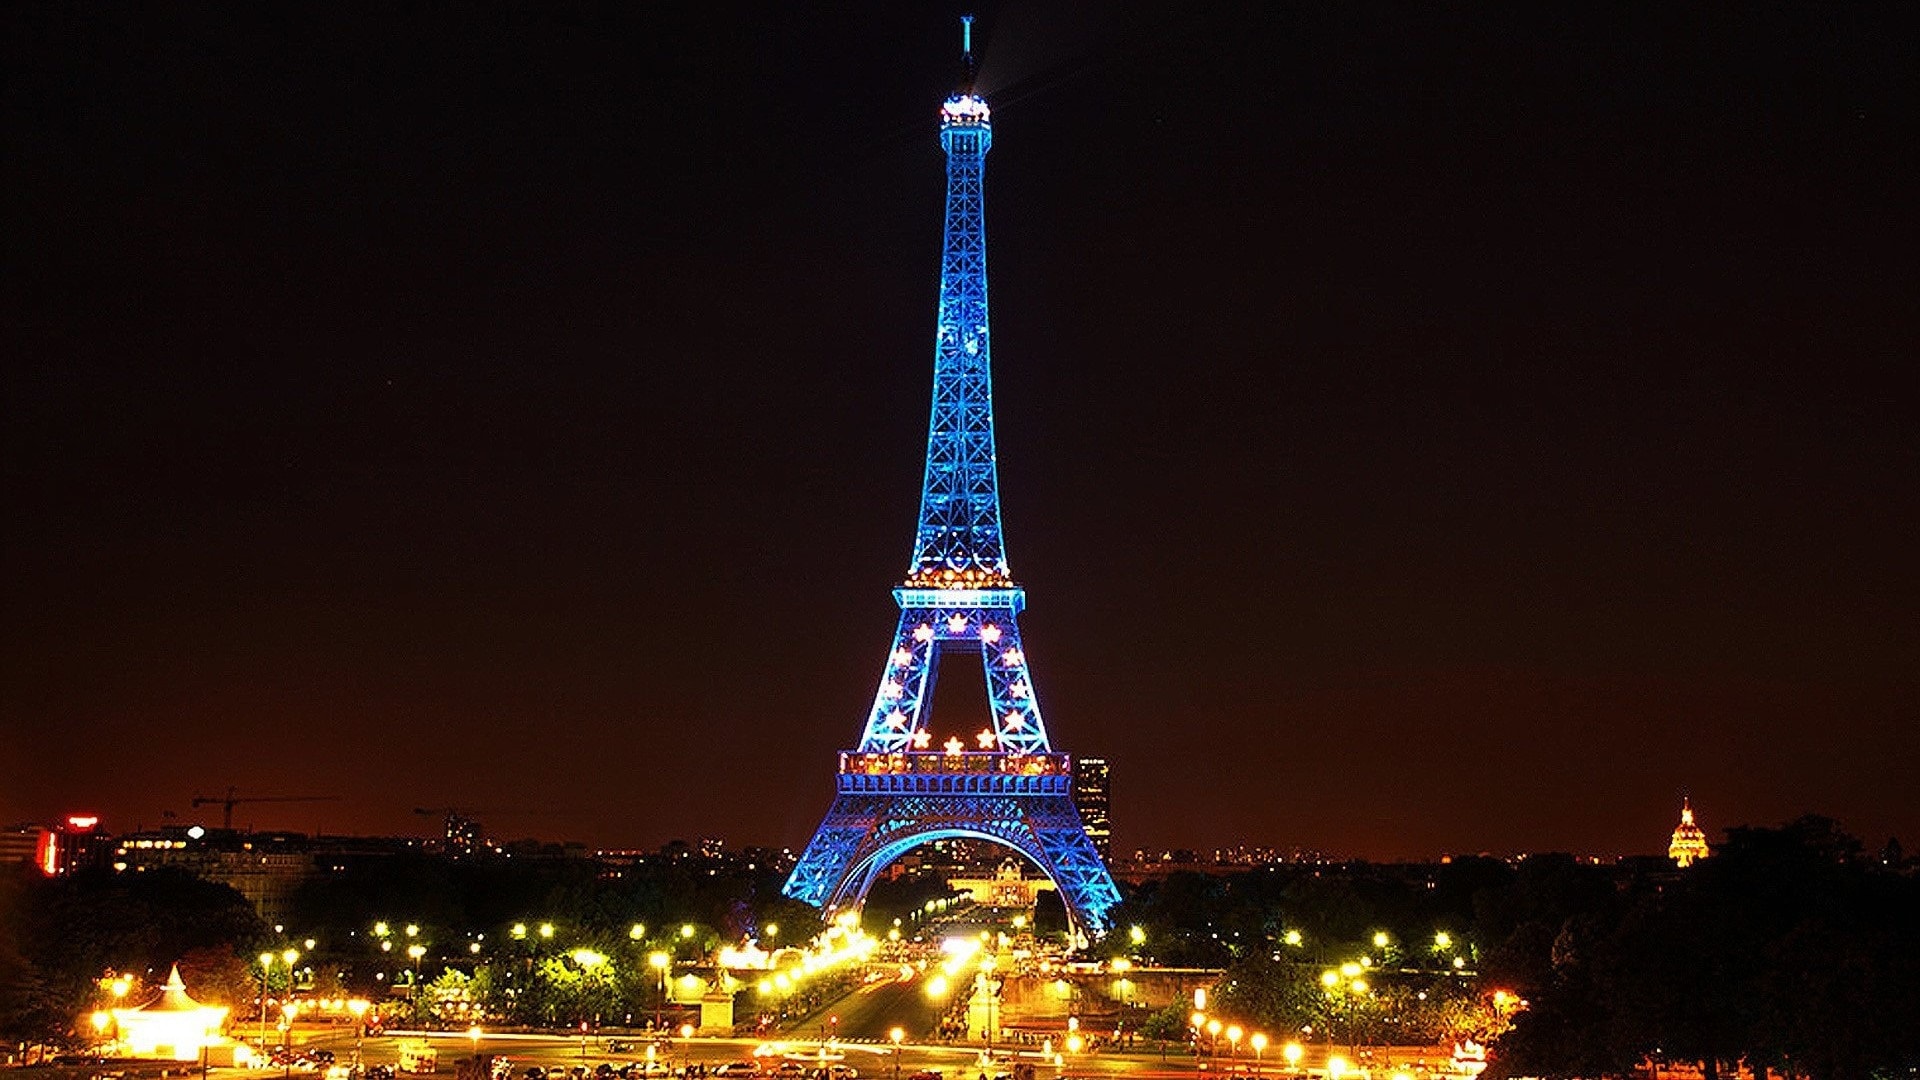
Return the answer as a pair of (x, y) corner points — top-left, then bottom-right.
(5, 4), (1915, 860)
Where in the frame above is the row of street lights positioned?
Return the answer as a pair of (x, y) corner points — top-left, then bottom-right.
(1191, 1010), (1302, 1077)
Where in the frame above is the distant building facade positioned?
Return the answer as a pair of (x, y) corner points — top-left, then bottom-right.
(1072, 757), (1112, 864)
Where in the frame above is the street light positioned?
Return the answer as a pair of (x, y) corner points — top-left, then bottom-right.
(407, 944), (426, 1022)
(889, 1028), (904, 1080)
(280, 1002), (298, 1078)
(1281, 1043), (1302, 1079)
(1249, 1033), (1267, 1077)
(649, 952), (671, 1031)
(347, 1000), (369, 1065)
(258, 952), (276, 1052)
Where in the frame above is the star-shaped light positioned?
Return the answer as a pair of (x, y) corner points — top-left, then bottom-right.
(891, 649), (913, 667)
(1002, 648), (1024, 667)
(980, 624), (1002, 644)
(946, 613), (969, 634)
(881, 680), (904, 700)
(1003, 711), (1025, 730)
(943, 736), (964, 754)
(976, 729), (997, 749)
(913, 624), (935, 642)
(1009, 681), (1030, 699)
(885, 711), (909, 729)
(912, 730), (932, 749)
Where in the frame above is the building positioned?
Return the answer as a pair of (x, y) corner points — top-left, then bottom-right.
(116, 828), (318, 926)
(0, 815), (113, 876)
(1669, 797), (1710, 867)
(1072, 757), (1112, 864)
(948, 857), (1057, 908)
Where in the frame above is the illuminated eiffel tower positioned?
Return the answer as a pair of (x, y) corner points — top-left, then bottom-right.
(784, 18), (1122, 942)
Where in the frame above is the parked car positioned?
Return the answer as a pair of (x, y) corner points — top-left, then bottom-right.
(713, 1063), (760, 1077)
(365, 1066), (395, 1080)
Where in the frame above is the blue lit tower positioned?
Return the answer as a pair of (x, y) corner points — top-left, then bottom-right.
(785, 18), (1122, 942)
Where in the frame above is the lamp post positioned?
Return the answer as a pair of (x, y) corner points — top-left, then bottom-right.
(407, 944), (427, 1023)
(347, 1000), (369, 1066)
(1249, 1033), (1266, 1078)
(280, 1002), (298, 1078)
(649, 952), (671, 1032)
(889, 1028), (904, 1080)
(258, 952), (276, 1053)
(1280, 1044), (1302, 1079)
(1226, 1026), (1242, 1075)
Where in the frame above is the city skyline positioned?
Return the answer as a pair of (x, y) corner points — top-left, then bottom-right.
(5, 6), (1914, 860)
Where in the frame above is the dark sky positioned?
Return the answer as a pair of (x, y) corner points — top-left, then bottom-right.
(4, 4), (1915, 861)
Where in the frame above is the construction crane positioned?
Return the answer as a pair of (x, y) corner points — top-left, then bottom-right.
(190, 787), (340, 830)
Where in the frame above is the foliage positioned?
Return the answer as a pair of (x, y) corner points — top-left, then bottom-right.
(1487, 817), (1920, 1080)
(175, 945), (259, 1009)
(0, 863), (267, 1044)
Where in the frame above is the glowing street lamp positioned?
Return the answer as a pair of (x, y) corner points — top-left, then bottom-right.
(889, 1028), (904, 1080)
(649, 952), (671, 1030)
(1249, 1033), (1267, 1077)
(347, 999), (369, 1064)
(1281, 1043), (1302, 1077)
(407, 944), (426, 1019)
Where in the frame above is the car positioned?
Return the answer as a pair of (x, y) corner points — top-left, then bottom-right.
(607, 1042), (635, 1054)
(713, 1064), (759, 1077)
(311, 1050), (338, 1065)
(775, 1066), (805, 1078)
(525, 1068), (548, 1080)
(367, 1067), (396, 1080)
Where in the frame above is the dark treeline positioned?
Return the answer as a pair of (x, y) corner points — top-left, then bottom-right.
(0, 852), (822, 1048)
(1095, 817), (1920, 1080)
(6, 817), (1918, 1078)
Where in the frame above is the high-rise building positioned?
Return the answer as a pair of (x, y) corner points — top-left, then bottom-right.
(1668, 796), (1709, 867)
(1073, 758), (1112, 864)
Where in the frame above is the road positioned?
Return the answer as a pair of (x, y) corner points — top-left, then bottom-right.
(231, 1026), (1471, 1080)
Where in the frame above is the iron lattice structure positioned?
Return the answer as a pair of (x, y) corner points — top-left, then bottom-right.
(786, 22), (1122, 942)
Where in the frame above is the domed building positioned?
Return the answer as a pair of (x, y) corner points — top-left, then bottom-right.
(1668, 797), (1710, 867)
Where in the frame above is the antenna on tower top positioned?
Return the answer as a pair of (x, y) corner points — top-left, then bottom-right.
(961, 15), (974, 61)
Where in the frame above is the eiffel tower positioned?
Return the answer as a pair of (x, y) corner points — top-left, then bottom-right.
(784, 18), (1122, 941)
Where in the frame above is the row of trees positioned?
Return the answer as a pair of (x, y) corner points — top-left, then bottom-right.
(1487, 817), (1920, 1080)
(7, 816), (1916, 1077)
(1082, 818), (1919, 1079)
